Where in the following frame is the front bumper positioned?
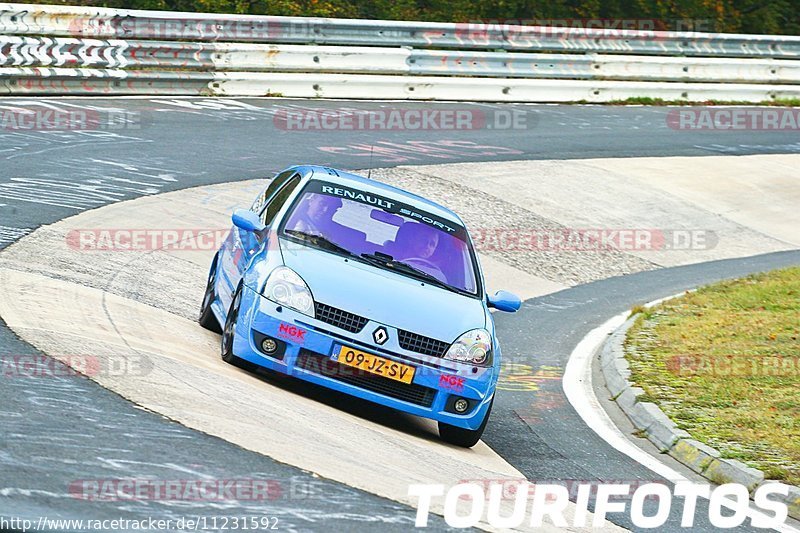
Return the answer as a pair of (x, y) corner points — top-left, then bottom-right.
(232, 284), (496, 430)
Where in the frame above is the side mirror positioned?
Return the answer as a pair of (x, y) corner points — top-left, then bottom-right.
(232, 209), (266, 232)
(487, 290), (521, 313)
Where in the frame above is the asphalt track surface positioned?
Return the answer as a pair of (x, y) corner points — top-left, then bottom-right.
(1, 97), (799, 531)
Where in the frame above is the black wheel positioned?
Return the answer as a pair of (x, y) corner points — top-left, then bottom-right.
(199, 253), (222, 333)
(220, 283), (257, 372)
(438, 399), (493, 448)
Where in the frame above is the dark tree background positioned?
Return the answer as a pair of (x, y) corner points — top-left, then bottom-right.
(21, 0), (800, 35)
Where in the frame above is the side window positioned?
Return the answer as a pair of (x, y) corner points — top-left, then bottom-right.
(262, 175), (301, 226)
(250, 169), (294, 213)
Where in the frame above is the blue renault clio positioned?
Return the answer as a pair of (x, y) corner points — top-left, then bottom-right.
(199, 165), (521, 447)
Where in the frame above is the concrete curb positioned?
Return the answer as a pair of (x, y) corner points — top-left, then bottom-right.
(600, 312), (800, 520)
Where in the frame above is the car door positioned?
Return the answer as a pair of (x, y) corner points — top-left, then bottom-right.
(245, 173), (303, 282)
(218, 170), (296, 308)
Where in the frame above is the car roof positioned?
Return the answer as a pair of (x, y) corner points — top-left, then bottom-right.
(288, 165), (465, 227)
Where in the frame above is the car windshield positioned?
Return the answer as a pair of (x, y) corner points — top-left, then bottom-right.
(280, 180), (479, 295)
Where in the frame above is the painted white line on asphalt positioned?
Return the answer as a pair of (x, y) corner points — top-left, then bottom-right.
(562, 299), (800, 533)
(564, 310), (682, 479)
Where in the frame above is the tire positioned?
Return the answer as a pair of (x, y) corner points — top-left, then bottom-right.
(438, 399), (493, 448)
(199, 253), (222, 333)
(220, 283), (258, 372)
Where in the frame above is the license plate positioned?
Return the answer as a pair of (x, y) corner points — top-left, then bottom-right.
(334, 346), (415, 384)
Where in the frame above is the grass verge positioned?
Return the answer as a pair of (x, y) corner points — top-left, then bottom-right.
(601, 97), (800, 106)
(625, 267), (800, 484)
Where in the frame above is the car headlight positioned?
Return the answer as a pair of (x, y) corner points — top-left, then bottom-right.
(444, 329), (492, 365)
(262, 266), (315, 317)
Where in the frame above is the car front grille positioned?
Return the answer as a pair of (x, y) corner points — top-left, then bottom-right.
(313, 302), (449, 359)
(397, 329), (450, 357)
(314, 302), (368, 333)
(296, 350), (436, 408)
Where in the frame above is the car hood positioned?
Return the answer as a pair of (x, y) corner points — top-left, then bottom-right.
(280, 241), (486, 341)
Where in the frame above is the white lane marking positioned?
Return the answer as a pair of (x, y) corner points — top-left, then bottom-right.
(149, 98), (264, 111)
(563, 300), (799, 533)
(0, 104), (37, 113)
(0, 157), (182, 209)
(0, 99), (129, 112)
(0, 225), (31, 245)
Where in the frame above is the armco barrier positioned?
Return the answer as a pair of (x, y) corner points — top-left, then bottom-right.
(2, 37), (800, 85)
(0, 67), (212, 95)
(1, 2), (800, 101)
(4, 69), (799, 102)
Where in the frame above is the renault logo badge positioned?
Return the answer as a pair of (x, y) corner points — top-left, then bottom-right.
(373, 326), (388, 345)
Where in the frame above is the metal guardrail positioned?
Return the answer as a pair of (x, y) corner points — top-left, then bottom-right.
(3, 68), (798, 102)
(2, 36), (799, 84)
(1, 2), (800, 101)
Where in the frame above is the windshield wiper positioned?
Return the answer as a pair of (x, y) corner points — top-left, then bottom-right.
(360, 252), (462, 294)
(284, 229), (357, 258)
